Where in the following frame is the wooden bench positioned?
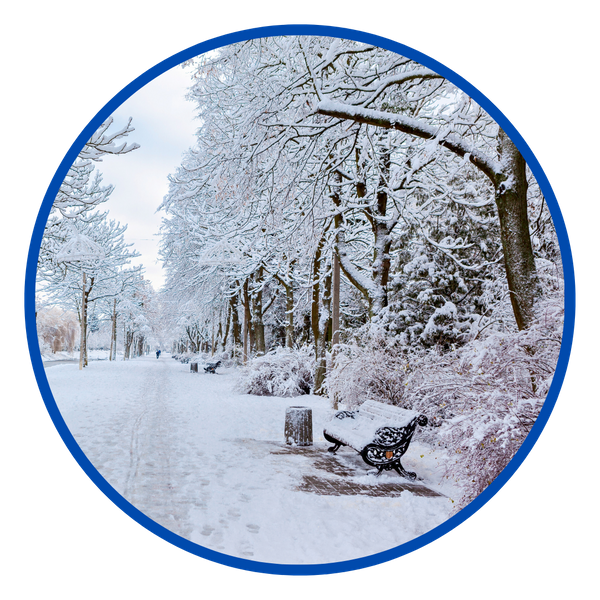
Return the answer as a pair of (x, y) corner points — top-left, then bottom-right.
(323, 399), (428, 480)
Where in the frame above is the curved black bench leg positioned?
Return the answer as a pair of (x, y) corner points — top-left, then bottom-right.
(393, 461), (417, 481)
(323, 431), (343, 454)
(374, 463), (415, 480)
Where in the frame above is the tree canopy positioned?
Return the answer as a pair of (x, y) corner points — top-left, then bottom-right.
(159, 36), (559, 361)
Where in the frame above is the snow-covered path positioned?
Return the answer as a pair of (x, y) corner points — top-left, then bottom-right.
(46, 356), (456, 564)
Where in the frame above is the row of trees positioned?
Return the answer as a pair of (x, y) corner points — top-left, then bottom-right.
(36, 119), (162, 366)
(157, 36), (563, 506)
(159, 36), (560, 391)
(35, 36), (563, 506)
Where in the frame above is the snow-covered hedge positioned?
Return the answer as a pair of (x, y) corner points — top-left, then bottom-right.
(409, 297), (562, 509)
(326, 292), (563, 510)
(237, 347), (315, 397)
(326, 333), (410, 409)
(36, 306), (79, 354)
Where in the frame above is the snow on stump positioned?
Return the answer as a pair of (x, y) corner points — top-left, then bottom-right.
(284, 406), (313, 446)
(190, 363), (198, 373)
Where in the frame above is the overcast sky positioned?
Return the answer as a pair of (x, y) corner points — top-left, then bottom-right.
(95, 63), (198, 290)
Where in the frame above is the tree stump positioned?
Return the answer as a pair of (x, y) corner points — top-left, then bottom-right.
(284, 406), (313, 446)
(190, 362), (198, 373)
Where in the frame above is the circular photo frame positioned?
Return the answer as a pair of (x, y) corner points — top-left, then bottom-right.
(23, 23), (577, 577)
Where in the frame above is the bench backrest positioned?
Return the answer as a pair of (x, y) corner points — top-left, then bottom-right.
(357, 400), (419, 427)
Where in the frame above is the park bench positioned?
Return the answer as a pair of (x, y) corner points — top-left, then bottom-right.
(323, 399), (428, 480)
(190, 359), (221, 373)
(204, 360), (221, 374)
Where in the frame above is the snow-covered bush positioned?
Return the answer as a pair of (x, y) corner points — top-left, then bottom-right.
(213, 350), (234, 368)
(176, 351), (194, 364)
(326, 331), (411, 408)
(237, 347), (315, 397)
(36, 306), (79, 354)
(404, 294), (563, 509)
(326, 290), (562, 510)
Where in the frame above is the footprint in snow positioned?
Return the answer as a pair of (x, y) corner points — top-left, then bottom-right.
(228, 507), (241, 516)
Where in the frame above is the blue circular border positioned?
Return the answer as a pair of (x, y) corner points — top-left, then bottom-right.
(25, 24), (575, 576)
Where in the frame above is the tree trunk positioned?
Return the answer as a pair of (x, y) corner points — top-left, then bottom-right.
(299, 313), (311, 346)
(284, 262), (295, 348)
(331, 170), (373, 305)
(495, 129), (539, 330)
(285, 284), (294, 348)
(314, 262), (332, 395)
(311, 236), (324, 359)
(78, 272), (86, 370)
(211, 319), (216, 356)
(252, 267), (266, 355)
(273, 261), (296, 349)
(82, 276), (94, 367)
(332, 252), (341, 350)
(370, 143), (392, 314)
(124, 328), (132, 359)
(109, 298), (117, 361)
(222, 302), (231, 352)
(230, 292), (241, 357)
(243, 280), (250, 363)
(331, 252), (341, 409)
(311, 232), (334, 394)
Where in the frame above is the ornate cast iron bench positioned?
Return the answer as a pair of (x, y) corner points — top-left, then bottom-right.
(323, 399), (428, 480)
(204, 360), (221, 374)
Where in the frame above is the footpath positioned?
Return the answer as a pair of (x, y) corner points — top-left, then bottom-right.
(45, 355), (456, 564)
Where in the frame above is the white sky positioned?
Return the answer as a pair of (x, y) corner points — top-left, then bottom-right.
(95, 63), (198, 291)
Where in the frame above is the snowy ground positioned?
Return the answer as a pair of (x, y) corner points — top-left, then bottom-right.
(45, 354), (459, 565)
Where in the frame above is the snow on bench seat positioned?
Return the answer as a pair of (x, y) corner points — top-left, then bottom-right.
(323, 399), (428, 480)
(325, 401), (419, 450)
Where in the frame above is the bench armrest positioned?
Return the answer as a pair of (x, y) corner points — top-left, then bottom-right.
(333, 410), (357, 421)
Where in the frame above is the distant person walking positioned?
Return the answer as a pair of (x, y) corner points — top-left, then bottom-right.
(156, 349), (161, 359)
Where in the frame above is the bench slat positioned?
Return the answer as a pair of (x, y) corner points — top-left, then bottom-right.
(358, 400), (418, 422)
